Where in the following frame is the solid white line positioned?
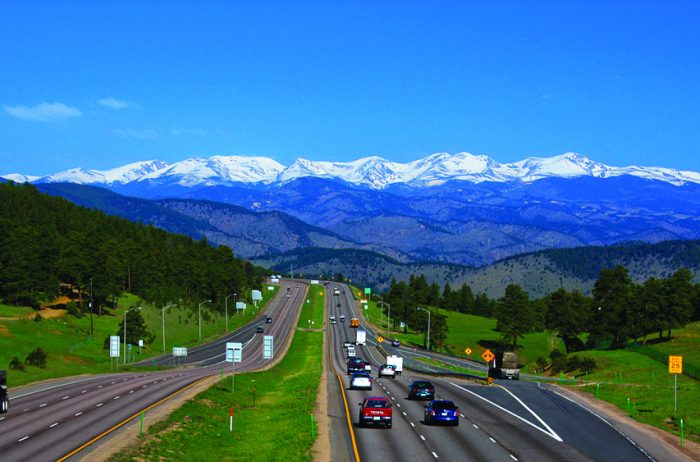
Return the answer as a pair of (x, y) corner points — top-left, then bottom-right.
(10, 375), (111, 401)
(500, 384), (563, 442)
(489, 437), (496, 443)
(75, 412), (82, 417)
(0, 417), (4, 420)
(432, 451), (439, 458)
(50, 422), (59, 428)
(420, 435), (426, 441)
(449, 382), (563, 442)
(18, 436), (29, 442)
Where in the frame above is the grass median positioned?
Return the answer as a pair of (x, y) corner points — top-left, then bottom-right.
(110, 285), (325, 462)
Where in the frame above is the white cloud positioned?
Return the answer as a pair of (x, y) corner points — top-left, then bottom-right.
(98, 97), (137, 109)
(170, 127), (207, 136)
(3, 102), (82, 122)
(111, 128), (159, 140)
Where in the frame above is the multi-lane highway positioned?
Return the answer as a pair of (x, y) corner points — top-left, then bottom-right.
(325, 282), (681, 462)
(0, 281), (307, 462)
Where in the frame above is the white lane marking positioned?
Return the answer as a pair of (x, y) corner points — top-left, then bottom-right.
(129, 390), (134, 394)
(62, 396), (70, 400)
(510, 455), (518, 461)
(50, 422), (59, 428)
(489, 437), (496, 443)
(98, 385), (103, 389)
(403, 411), (407, 416)
(391, 397), (395, 401)
(449, 382), (563, 442)
(142, 385), (147, 388)
(0, 417), (4, 420)
(40, 403), (47, 407)
(81, 390), (87, 394)
(397, 403), (401, 408)
(96, 403), (103, 407)
(473, 424), (479, 429)
(23, 408), (29, 412)
(410, 422), (415, 427)
(18, 436), (30, 442)
(420, 435), (426, 441)
(75, 412), (82, 417)
(114, 396), (120, 400)
(460, 413), (465, 418)
(111, 381), (116, 384)
(123, 378), (127, 381)
(10, 375), (111, 401)
(500, 384), (563, 442)
(432, 452), (439, 459)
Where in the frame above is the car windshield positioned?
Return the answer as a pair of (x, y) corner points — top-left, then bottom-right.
(412, 381), (432, 389)
(349, 359), (363, 365)
(431, 401), (456, 410)
(353, 373), (370, 378)
(365, 399), (389, 408)
(381, 365), (394, 369)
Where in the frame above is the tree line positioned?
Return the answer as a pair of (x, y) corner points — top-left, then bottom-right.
(0, 182), (263, 314)
(379, 267), (700, 352)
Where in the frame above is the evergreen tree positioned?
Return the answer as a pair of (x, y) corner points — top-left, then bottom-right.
(496, 284), (534, 349)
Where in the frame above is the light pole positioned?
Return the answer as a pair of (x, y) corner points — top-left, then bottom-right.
(376, 295), (384, 331)
(417, 307), (431, 351)
(162, 303), (177, 352)
(385, 302), (391, 335)
(124, 306), (141, 363)
(199, 300), (212, 341)
(225, 293), (236, 331)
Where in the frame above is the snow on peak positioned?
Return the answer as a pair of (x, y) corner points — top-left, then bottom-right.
(1, 173), (40, 183)
(140, 155), (284, 186)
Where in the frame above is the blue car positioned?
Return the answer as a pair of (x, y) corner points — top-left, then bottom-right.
(424, 400), (459, 426)
(391, 339), (400, 347)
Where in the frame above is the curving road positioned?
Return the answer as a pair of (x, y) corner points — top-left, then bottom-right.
(0, 281), (307, 462)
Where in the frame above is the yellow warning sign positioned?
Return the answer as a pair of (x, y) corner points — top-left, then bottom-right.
(377, 336), (384, 343)
(465, 348), (472, 355)
(669, 355), (683, 374)
(487, 377), (494, 385)
(482, 349), (494, 363)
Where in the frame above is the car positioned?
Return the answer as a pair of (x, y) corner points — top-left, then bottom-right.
(391, 339), (400, 347)
(350, 372), (373, 390)
(331, 318), (337, 325)
(424, 400), (459, 426)
(346, 357), (365, 374)
(408, 380), (435, 400)
(337, 302), (341, 307)
(364, 362), (373, 372)
(265, 316), (272, 323)
(256, 326), (264, 333)
(358, 396), (392, 428)
(330, 315), (336, 321)
(343, 340), (355, 348)
(340, 315), (346, 322)
(378, 364), (396, 378)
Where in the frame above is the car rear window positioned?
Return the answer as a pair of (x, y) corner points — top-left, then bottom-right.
(366, 400), (389, 407)
(412, 381), (432, 388)
(432, 401), (456, 410)
(349, 359), (363, 365)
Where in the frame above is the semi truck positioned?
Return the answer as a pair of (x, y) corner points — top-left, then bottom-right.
(356, 329), (367, 345)
(488, 351), (520, 380)
(386, 355), (403, 375)
(0, 370), (8, 414)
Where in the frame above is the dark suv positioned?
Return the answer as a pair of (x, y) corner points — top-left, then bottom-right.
(347, 357), (366, 374)
(408, 380), (435, 400)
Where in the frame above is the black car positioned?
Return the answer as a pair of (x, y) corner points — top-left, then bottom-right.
(346, 357), (366, 374)
(256, 326), (264, 333)
(265, 317), (272, 323)
(391, 339), (400, 347)
(408, 380), (435, 400)
(337, 302), (341, 307)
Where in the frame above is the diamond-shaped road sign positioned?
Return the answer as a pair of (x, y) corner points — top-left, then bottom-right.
(482, 349), (495, 363)
(465, 347), (472, 355)
(377, 336), (384, 343)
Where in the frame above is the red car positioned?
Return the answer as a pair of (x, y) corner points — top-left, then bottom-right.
(358, 396), (392, 428)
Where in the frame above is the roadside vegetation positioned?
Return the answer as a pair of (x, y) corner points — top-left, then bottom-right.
(111, 286), (325, 462)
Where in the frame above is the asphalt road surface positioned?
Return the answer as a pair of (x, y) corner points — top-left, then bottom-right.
(325, 282), (676, 462)
(0, 281), (306, 462)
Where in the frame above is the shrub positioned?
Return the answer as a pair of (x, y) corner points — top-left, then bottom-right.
(566, 355), (581, 372)
(25, 348), (48, 368)
(535, 356), (548, 371)
(66, 301), (82, 318)
(34, 313), (43, 322)
(580, 356), (597, 372)
(9, 357), (25, 371)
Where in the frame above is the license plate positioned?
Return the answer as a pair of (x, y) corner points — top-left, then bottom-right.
(373, 416), (380, 421)
(441, 412), (448, 416)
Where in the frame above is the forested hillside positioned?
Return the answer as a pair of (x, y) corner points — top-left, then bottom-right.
(0, 182), (261, 310)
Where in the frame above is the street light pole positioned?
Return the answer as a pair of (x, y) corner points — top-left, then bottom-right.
(417, 307), (431, 351)
(376, 295), (384, 332)
(162, 303), (177, 352)
(386, 302), (391, 335)
(225, 293), (236, 331)
(124, 306), (141, 363)
(199, 300), (212, 341)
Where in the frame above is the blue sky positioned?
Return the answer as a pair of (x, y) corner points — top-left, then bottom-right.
(1, 1), (699, 175)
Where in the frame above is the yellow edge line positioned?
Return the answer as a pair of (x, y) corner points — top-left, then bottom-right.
(56, 375), (211, 462)
(327, 294), (361, 462)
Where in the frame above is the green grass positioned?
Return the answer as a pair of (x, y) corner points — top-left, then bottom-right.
(110, 284), (324, 461)
(0, 287), (279, 387)
(0, 303), (37, 318)
(644, 321), (700, 366)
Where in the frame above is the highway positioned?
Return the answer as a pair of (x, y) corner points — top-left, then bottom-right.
(0, 281), (307, 462)
(326, 282), (675, 462)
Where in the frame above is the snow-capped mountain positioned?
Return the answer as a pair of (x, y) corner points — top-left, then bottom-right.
(4, 152), (700, 189)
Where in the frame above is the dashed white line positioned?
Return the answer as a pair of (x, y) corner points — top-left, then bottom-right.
(391, 397), (395, 400)
(460, 413), (465, 418)
(62, 396), (70, 400)
(74, 412), (82, 417)
(432, 451), (439, 459)
(49, 422), (59, 428)
(510, 455), (518, 461)
(97, 385), (103, 389)
(96, 403), (103, 407)
(18, 436), (29, 442)
(113, 396), (120, 400)
(402, 411), (407, 416)
(111, 381), (116, 384)
(129, 390), (134, 394)
(473, 424), (479, 429)
(397, 403), (401, 408)
(420, 435), (426, 441)
(0, 417), (4, 421)
(81, 390), (87, 394)
(410, 422), (415, 427)
(142, 385), (147, 388)
(489, 437), (496, 443)
(23, 408), (29, 412)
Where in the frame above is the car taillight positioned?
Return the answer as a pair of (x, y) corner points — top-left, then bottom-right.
(454, 409), (459, 416)
(430, 410), (435, 416)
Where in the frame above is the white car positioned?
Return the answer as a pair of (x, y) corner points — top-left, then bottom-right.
(350, 372), (373, 390)
(364, 362), (373, 372)
(378, 364), (396, 378)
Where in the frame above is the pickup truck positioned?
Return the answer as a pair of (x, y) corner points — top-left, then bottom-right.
(358, 396), (392, 428)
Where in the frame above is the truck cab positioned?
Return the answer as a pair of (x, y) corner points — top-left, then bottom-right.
(488, 351), (520, 380)
(0, 370), (8, 414)
(358, 396), (392, 428)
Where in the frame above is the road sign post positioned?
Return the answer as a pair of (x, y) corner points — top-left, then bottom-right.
(669, 355), (683, 413)
(109, 335), (120, 371)
(263, 336), (273, 359)
(226, 342), (243, 393)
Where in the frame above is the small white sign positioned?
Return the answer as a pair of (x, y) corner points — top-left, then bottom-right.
(226, 342), (243, 363)
(270, 278), (280, 283)
(263, 335), (274, 359)
(172, 347), (188, 357)
(138, 339), (144, 347)
(361, 299), (368, 304)
(235, 301), (246, 310)
(267, 286), (274, 291)
(109, 335), (120, 358)
(310, 280), (319, 285)
(252, 290), (262, 301)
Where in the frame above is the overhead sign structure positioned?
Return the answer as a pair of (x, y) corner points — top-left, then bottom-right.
(226, 342), (243, 363)
(465, 348), (472, 355)
(669, 355), (683, 374)
(263, 335), (274, 359)
(482, 349), (495, 363)
(109, 335), (120, 358)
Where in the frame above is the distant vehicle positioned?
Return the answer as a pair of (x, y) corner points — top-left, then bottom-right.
(339, 315), (345, 322)
(346, 357), (365, 374)
(378, 364), (396, 378)
(408, 380), (435, 400)
(350, 318), (360, 328)
(358, 396), (392, 428)
(391, 339), (400, 347)
(356, 329), (366, 345)
(331, 318), (337, 325)
(343, 340), (355, 348)
(333, 287), (340, 296)
(0, 370), (8, 414)
(364, 362), (372, 372)
(330, 315), (336, 323)
(336, 302), (341, 307)
(424, 400), (459, 426)
(386, 355), (403, 375)
(265, 317), (272, 324)
(488, 351), (520, 380)
(350, 372), (373, 390)
(256, 326), (264, 333)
